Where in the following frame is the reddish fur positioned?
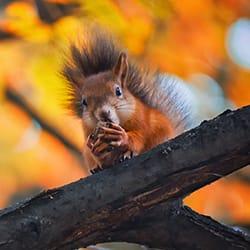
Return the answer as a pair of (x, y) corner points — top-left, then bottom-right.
(83, 96), (175, 171)
(123, 97), (174, 154)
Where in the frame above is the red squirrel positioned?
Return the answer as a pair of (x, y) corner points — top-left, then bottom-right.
(62, 29), (193, 174)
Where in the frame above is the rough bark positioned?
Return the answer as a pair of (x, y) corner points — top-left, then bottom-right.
(85, 201), (250, 250)
(0, 106), (249, 250)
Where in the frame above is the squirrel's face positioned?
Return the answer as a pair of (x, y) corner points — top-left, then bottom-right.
(79, 74), (135, 128)
(78, 53), (135, 130)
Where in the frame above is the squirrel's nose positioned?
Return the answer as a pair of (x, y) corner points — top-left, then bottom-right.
(97, 109), (111, 122)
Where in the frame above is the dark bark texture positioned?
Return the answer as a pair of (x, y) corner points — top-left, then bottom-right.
(0, 106), (250, 250)
(93, 202), (250, 250)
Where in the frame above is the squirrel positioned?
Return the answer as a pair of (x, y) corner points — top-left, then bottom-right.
(62, 29), (193, 174)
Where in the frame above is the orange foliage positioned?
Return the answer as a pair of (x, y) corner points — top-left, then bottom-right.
(185, 178), (250, 224)
(0, 103), (85, 208)
(227, 69), (250, 107)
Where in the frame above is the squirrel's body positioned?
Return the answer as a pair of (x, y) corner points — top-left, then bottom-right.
(62, 29), (192, 173)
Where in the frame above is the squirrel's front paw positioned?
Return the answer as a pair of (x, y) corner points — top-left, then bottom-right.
(86, 122), (132, 170)
(87, 133), (120, 168)
(97, 122), (129, 153)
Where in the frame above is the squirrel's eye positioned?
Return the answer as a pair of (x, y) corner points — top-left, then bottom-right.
(115, 86), (122, 97)
(81, 98), (88, 107)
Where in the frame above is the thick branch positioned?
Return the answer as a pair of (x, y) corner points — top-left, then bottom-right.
(0, 106), (250, 250)
(82, 201), (249, 250)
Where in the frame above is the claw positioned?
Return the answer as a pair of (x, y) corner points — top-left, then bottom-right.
(118, 151), (134, 163)
(90, 166), (103, 174)
(90, 169), (96, 174)
(119, 155), (125, 163)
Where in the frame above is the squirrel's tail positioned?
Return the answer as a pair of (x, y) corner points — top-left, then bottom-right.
(143, 74), (196, 135)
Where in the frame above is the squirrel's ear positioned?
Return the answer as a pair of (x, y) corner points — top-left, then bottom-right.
(113, 52), (128, 87)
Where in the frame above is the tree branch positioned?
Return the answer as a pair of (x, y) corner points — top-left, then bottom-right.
(81, 201), (249, 250)
(4, 87), (83, 162)
(0, 106), (249, 250)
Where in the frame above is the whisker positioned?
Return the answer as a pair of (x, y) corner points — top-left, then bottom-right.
(115, 104), (134, 109)
(116, 106), (134, 111)
(117, 109), (135, 114)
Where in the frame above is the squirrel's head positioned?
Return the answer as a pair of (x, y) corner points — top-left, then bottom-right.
(65, 52), (135, 130)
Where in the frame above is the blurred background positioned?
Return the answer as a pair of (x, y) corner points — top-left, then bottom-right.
(0, 0), (249, 230)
